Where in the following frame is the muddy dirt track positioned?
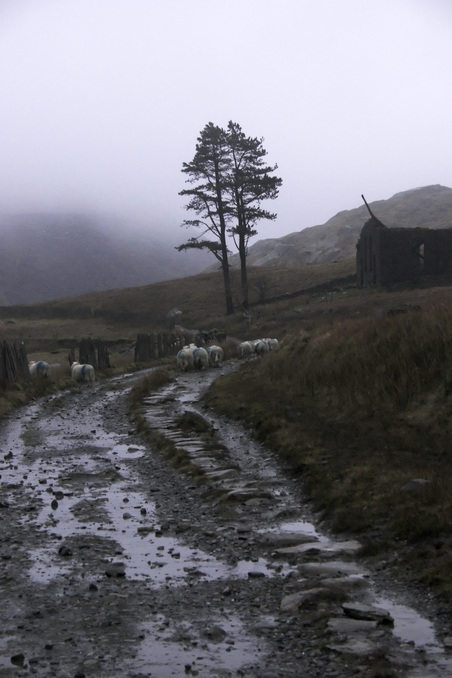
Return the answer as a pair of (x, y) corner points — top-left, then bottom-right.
(1, 364), (452, 678)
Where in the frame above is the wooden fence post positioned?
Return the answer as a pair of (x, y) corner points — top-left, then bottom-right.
(0, 340), (30, 390)
(79, 338), (98, 368)
(97, 341), (111, 370)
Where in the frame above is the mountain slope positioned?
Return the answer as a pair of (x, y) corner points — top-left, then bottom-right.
(2, 185), (451, 305)
(0, 213), (210, 305)
(228, 185), (452, 268)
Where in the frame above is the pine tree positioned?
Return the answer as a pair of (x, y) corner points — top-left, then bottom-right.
(177, 122), (234, 315)
(178, 121), (282, 314)
(226, 121), (282, 309)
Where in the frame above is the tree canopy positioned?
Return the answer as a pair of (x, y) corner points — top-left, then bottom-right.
(177, 121), (282, 314)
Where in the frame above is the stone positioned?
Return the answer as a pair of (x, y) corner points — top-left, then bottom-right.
(277, 539), (361, 558)
(342, 602), (393, 625)
(327, 616), (379, 633)
(327, 637), (380, 655)
(258, 532), (318, 548)
(280, 587), (331, 612)
(401, 478), (431, 492)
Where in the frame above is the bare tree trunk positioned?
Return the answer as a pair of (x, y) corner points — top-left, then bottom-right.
(222, 258), (234, 315)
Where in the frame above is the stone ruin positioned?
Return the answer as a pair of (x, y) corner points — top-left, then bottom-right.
(356, 196), (452, 287)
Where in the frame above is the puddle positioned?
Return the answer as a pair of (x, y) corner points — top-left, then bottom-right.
(374, 598), (452, 677)
(0, 637), (20, 670)
(29, 477), (291, 585)
(110, 442), (145, 459)
(17, 447), (289, 587)
(131, 612), (264, 677)
(377, 597), (452, 653)
(27, 547), (71, 583)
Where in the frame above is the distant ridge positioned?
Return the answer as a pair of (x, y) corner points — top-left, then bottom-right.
(222, 184), (452, 269)
(2, 186), (451, 304)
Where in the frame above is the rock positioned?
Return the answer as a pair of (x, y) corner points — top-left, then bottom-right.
(327, 637), (380, 655)
(258, 532), (318, 548)
(203, 624), (227, 642)
(401, 478), (431, 492)
(10, 653), (25, 667)
(225, 487), (273, 502)
(298, 561), (365, 576)
(105, 563), (126, 578)
(321, 575), (371, 593)
(342, 602), (394, 625)
(327, 616), (379, 633)
(276, 539), (361, 558)
(280, 587), (331, 612)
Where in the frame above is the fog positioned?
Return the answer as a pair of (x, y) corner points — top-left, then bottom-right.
(1, 0), (451, 245)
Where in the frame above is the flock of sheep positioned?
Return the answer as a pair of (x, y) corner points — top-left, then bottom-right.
(28, 360), (95, 383)
(237, 337), (279, 358)
(176, 337), (279, 372)
(29, 336), (280, 381)
(176, 343), (224, 372)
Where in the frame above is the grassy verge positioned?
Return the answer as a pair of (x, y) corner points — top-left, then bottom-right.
(127, 367), (217, 480)
(202, 302), (452, 608)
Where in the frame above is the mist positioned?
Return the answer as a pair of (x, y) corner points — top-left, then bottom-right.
(1, 0), (451, 245)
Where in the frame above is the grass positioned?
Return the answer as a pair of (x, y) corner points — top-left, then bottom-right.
(202, 297), (452, 609)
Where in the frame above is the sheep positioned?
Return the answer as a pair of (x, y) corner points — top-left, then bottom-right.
(29, 360), (51, 379)
(71, 361), (95, 384)
(253, 339), (270, 356)
(237, 341), (253, 359)
(176, 346), (195, 372)
(206, 345), (224, 367)
(267, 338), (279, 351)
(192, 346), (209, 371)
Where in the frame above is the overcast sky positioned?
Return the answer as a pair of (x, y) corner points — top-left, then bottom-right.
(1, 0), (451, 244)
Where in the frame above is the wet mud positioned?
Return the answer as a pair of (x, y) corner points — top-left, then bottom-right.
(1, 365), (452, 677)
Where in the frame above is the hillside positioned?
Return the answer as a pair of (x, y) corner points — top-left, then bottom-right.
(227, 184), (452, 268)
(0, 213), (210, 305)
(1, 185), (451, 306)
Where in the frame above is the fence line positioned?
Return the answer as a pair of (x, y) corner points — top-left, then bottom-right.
(68, 338), (111, 370)
(0, 332), (208, 391)
(134, 333), (187, 363)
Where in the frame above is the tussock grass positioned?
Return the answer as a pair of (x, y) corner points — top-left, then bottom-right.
(204, 301), (452, 604)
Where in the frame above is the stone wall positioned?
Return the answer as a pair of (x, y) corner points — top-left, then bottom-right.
(357, 219), (452, 287)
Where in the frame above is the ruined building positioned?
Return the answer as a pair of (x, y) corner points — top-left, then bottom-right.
(356, 201), (452, 287)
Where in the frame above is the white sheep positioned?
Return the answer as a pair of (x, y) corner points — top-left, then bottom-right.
(29, 360), (51, 379)
(237, 341), (253, 359)
(71, 361), (95, 383)
(176, 346), (195, 372)
(192, 346), (209, 370)
(206, 345), (224, 367)
(253, 339), (270, 356)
